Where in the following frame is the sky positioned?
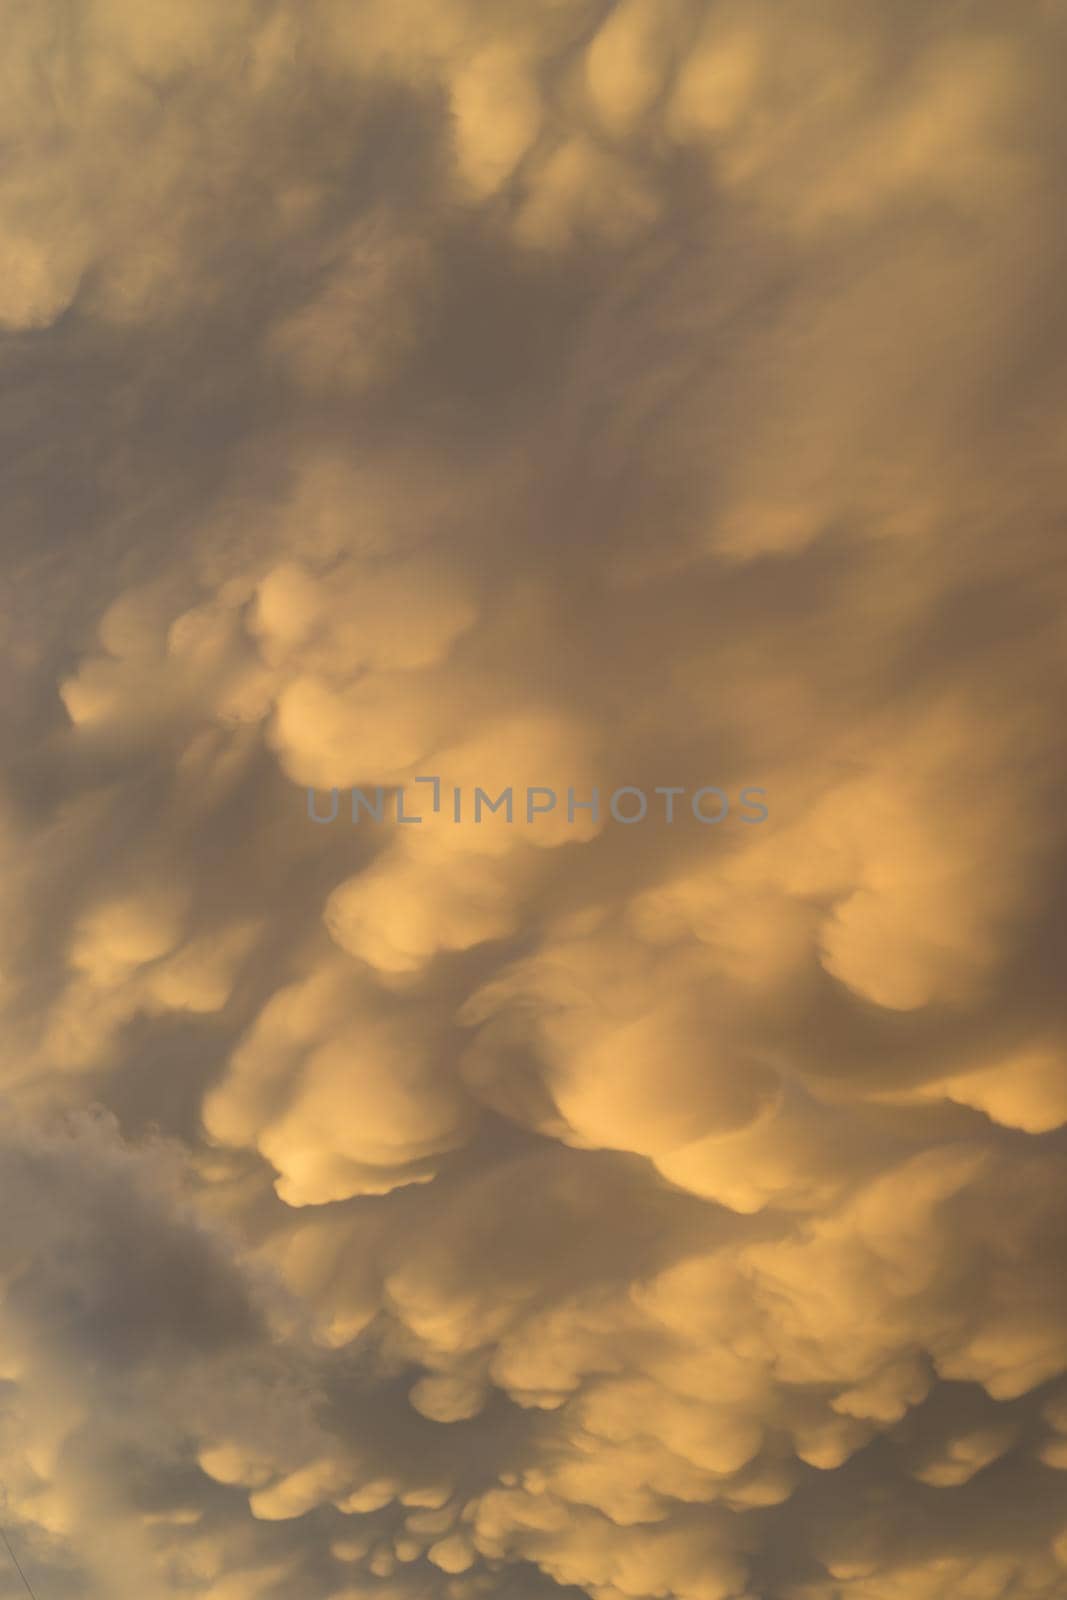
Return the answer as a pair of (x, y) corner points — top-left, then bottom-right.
(3, 2), (1067, 1598)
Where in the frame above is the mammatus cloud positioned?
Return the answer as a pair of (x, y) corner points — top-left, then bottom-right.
(4, 2), (1067, 1598)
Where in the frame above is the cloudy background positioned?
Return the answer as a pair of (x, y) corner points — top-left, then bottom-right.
(3, 2), (1067, 1597)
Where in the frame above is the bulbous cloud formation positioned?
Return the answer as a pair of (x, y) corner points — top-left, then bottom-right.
(4, 1), (1067, 1598)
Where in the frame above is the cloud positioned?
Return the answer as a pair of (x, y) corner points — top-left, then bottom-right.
(4, 1), (1067, 1598)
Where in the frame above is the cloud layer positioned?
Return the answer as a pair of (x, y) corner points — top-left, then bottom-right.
(4, 3), (1067, 1598)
